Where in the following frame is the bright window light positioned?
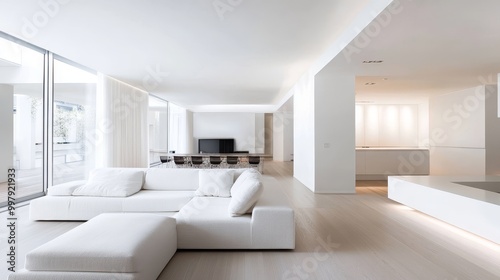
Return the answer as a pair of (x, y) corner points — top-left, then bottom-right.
(0, 36), (22, 65)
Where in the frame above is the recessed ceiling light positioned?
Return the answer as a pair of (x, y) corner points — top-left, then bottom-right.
(364, 82), (376, 86)
(362, 60), (383, 64)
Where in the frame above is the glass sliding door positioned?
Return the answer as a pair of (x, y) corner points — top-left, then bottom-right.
(52, 58), (97, 185)
(0, 35), (45, 206)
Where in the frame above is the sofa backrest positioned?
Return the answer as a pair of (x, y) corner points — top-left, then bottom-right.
(143, 168), (248, 191)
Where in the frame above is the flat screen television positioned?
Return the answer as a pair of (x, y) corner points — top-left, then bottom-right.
(198, 139), (234, 153)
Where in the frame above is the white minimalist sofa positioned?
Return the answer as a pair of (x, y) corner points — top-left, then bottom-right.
(29, 167), (295, 250)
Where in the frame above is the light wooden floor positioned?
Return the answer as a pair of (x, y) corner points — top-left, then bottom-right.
(1, 161), (500, 279)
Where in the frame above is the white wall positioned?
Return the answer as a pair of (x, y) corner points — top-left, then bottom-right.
(168, 103), (192, 154)
(273, 111), (294, 161)
(255, 113), (265, 154)
(0, 85), (13, 182)
(418, 102), (429, 147)
(264, 113), (273, 155)
(193, 112), (264, 153)
(273, 112), (284, 161)
(485, 85), (500, 175)
(293, 73), (316, 189)
(355, 104), (421, 147)
(283, 112), (294, 161)
(429, 86), (486, 175)
(314, 72), (355, 193)
(273, 96), (294, 161)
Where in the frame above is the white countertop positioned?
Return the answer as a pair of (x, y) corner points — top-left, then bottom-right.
(391, 175), (500, 206)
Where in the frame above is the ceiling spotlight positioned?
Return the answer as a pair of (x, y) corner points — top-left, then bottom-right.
(364, 82), (376, 86)
(362, 60), (383, 64)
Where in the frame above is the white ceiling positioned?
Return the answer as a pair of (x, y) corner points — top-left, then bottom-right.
(326, 0), (500, 103)
(0, 0), (373, 111)
(1, 0), (500, 110)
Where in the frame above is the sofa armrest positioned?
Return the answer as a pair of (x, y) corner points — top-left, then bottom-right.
(251, 187), (295, 249)
(47, 180), (87, 196)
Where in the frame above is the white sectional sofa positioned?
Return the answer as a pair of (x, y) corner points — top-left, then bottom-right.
(29, 167), (295, 250)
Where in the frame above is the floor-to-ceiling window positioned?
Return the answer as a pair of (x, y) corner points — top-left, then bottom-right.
(0, 33), (100, 206)
(52, 58), (97, 185)
(0, 35), (45, 206)
(148, 95), (169, 166)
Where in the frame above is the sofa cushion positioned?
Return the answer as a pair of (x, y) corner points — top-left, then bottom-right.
(122, 190), (195, 212)
(175, 197), (252, 249)
(144, 168), (200, 191)
(195, 169), (234, 198)
(72, 169), (144, 197)
(228, 169), (263, 216)
(30, 191), (190, 221)
(48, 180), (87, 196)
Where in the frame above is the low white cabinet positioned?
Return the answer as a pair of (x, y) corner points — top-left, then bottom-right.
(356, 148), (429, 180)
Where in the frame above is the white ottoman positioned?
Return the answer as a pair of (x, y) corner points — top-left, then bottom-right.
(9, 213), (176, 280)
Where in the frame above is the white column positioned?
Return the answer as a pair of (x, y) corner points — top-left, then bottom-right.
(314, 73), (356, 193)
(293, 73), (316, 190)
(0, 85), (13, 182)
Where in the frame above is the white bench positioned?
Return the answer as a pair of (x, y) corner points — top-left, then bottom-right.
(9, 213), (177, 280)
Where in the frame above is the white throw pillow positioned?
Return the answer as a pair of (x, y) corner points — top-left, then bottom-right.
(195, 170), (234, 198)
(72, 169), (144, 197)
(228, 169), (263, 216)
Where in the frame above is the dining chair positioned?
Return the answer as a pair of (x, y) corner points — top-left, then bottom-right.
(226, 156), (239, 169)
(174, 156), (189, 168)
(209, 156), (222, 168)
(190, 156), (205, 168)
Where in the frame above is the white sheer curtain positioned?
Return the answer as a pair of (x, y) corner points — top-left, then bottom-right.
(96, 74), (149, 167)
